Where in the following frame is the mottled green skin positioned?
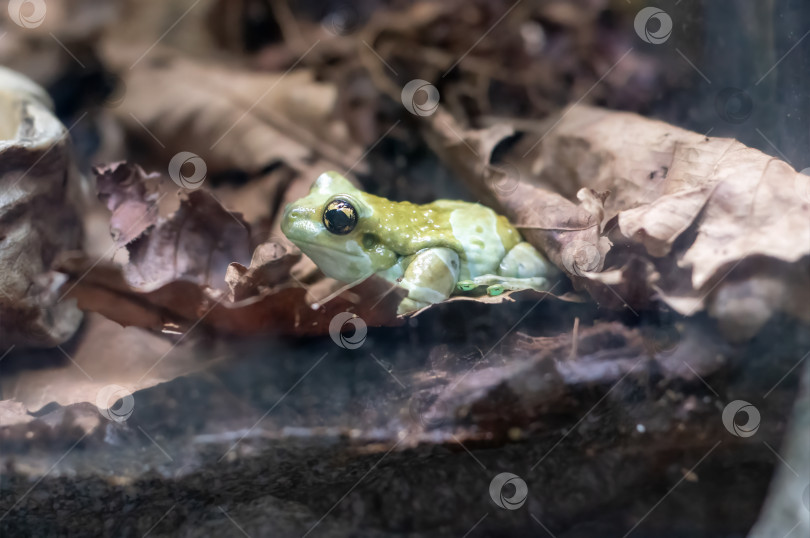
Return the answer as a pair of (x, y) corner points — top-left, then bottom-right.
(281, 172), (553, 312)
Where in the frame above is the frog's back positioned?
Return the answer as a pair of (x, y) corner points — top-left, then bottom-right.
(405, 199), (522, 278)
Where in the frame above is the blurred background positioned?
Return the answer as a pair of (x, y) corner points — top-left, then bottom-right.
(2, 0), (809, 196)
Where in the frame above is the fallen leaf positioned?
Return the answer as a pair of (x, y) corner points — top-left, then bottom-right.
(0, 314), (199, 414)
(108, 51), (363, 177)
(422, 105), (810, 338)
(423, 108), (612, 284)
(0, 67), (84, 348)
(225, 239), (301, 301)
(95, 162), (161, 248)
(55, 253), (404, 336)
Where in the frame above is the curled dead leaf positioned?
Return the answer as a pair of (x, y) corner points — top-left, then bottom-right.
(225, 238), (301, 301)
(0, 67), (85, 348)
(422, 105), (810, 338)
(95, 162), (160, 248)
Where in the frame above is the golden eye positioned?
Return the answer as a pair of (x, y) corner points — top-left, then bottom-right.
(323, 199), (358, 235)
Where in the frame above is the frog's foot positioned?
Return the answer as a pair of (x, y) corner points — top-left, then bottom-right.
(456, 275), (551, 296)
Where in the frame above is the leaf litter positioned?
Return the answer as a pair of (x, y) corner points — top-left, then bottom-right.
(0, 4), (808, 536)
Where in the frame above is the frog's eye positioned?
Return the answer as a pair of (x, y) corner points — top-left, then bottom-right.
(323, 199), (358, 235)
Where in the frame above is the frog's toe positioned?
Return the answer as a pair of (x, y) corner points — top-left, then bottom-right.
(486, 284), (505, 296)
(457, 280), (477, 292)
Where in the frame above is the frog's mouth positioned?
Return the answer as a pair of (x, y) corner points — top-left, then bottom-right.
(293, 240), (375, 283)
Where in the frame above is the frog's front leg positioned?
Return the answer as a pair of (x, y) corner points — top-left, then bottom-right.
(397, 247), (460, 314)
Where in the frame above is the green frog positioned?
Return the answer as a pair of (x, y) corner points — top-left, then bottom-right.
(281, 172), (556, 314)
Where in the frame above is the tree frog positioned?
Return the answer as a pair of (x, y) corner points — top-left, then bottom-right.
(281, 172), (557, 314)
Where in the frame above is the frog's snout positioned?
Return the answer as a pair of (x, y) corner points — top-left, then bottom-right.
(280, 204), (310, 239)
(282, 205), (306, 223)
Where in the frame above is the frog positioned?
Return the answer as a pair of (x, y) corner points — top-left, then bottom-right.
(281, 171), (557, 314)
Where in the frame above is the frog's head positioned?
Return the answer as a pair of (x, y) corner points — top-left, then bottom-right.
(281, 172), (398, 282)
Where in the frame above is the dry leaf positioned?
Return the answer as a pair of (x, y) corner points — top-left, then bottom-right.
(55, 253), (404, 336)
(51, 163), (404, 335)
(0, 313), (201, 414)
(423, 105), (810, 338)
(423, 108), (612, 283)
(95, 162), (160, 248)
(95, 162), (253, 291)
(54, 161), (582, 335)
(532, 106), (810, 334)
(0, 67), (84, 348)
(225, 239), (301, 301)
(109, 51), (363, 176)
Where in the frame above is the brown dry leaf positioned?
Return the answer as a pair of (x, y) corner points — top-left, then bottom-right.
(60, 160), (579, 335)
(0, 67), (85, 348)
(423, 106), (810, 337)
(96, 162), (161, 248)
(107, 50), (363, 177)
(225, 239), (301, 301)
(0, 0), (123, 85)
(53, 163), (405, 336)
(530, 105), (810, 331)
(423, 108), (612, 284)
(0, 313), (202, 414)
(56, 252), (404, 336)
(125, 189), (252, 291)
(95, 162), (252, 291)
(103, 0), (218, 59)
